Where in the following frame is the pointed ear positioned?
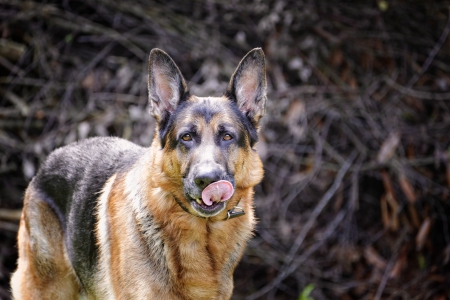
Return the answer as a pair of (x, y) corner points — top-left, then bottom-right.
(225, 48), (267, 124)
(148, 49), (189, 123)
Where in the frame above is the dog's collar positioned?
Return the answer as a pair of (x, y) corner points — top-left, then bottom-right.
(173, 196), (245, 221)
(225, 206), (245, 220)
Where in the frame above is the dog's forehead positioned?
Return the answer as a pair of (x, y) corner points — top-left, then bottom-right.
(179, 96), (238, 127)
(189, 96), (229, 110)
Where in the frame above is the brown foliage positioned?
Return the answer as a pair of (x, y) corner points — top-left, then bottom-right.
(1, 0), (450, 299)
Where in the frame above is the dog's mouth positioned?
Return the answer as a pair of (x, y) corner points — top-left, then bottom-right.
(187, 180), (234, 217)
(189, 197), (226, 217)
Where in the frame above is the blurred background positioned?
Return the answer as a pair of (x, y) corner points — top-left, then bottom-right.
(1, 0), (450, 299)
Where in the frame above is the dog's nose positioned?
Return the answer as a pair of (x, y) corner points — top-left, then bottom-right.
(194, 171), (221, 190)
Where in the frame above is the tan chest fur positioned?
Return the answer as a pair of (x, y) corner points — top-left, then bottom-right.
(97, 151), (255, 300)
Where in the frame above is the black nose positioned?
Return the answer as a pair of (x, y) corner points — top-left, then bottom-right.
(194, 171), (221, 190)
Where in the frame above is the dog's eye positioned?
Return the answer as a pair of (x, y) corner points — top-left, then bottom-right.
(181, 134), (192, 141)
(223, 134), (233, 141)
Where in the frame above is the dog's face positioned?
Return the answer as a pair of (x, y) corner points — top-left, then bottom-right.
(148, 49), (266, 218)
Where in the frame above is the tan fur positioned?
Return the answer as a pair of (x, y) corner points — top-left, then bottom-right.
(11, 189), (80, 300)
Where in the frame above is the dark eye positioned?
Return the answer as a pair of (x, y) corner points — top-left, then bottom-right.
(181, 134), (192, 141)
(223, 134), (233, 141)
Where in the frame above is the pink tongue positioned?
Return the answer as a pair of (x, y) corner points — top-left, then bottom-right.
(201, 180), (234, 206)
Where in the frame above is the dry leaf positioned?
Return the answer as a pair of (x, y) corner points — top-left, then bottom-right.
(377, 132), (400, 163)
(380, 195), (390, 230)
(81, 72), (95, 90)
(115, 65), (134, 93)
(406, 144), (415, 159)
(389, 246), (407, 278)
(0, 38), (26, 61)
(380, 170), (395, 195)
(386, 192), (399, 231)
(348, 76), (358, 90)
(271, 63), (288, 91)
(416, 217), (432, 251)
(408, 204), (421, 228)
(285, 100), (307, 141)
(329, 48), (344, 67)
(380, 171), (400, 230)
(398, 172), (416, 204)
(364, 246), (387, 270)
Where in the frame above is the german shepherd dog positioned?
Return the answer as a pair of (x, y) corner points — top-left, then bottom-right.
(10, 48), (266, 299)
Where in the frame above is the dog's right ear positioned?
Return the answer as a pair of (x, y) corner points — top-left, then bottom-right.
(148, 49), (189, 123)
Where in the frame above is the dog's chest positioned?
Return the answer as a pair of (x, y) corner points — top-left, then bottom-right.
(159, 218), (248, 299)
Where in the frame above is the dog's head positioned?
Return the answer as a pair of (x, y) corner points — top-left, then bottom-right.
(148, 48), (266, 218)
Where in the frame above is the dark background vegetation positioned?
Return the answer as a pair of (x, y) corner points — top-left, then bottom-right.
(1, 0), (450, 299)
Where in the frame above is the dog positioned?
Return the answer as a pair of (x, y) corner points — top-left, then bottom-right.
(10, 48), (266, 299)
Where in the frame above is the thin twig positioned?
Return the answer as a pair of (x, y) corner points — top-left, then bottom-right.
(407, 7), (450, 88)
(0, 209), (22, 221)
(247, 152), (357, 300)
(374, 229), (408, 300)
(386, 76), (450, 100)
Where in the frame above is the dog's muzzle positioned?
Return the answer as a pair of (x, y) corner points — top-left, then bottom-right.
(183, 167), (236, 218)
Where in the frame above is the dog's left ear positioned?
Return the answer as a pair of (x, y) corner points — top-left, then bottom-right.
(148, 48), (189, 123)
(225, 48), (267, 125)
